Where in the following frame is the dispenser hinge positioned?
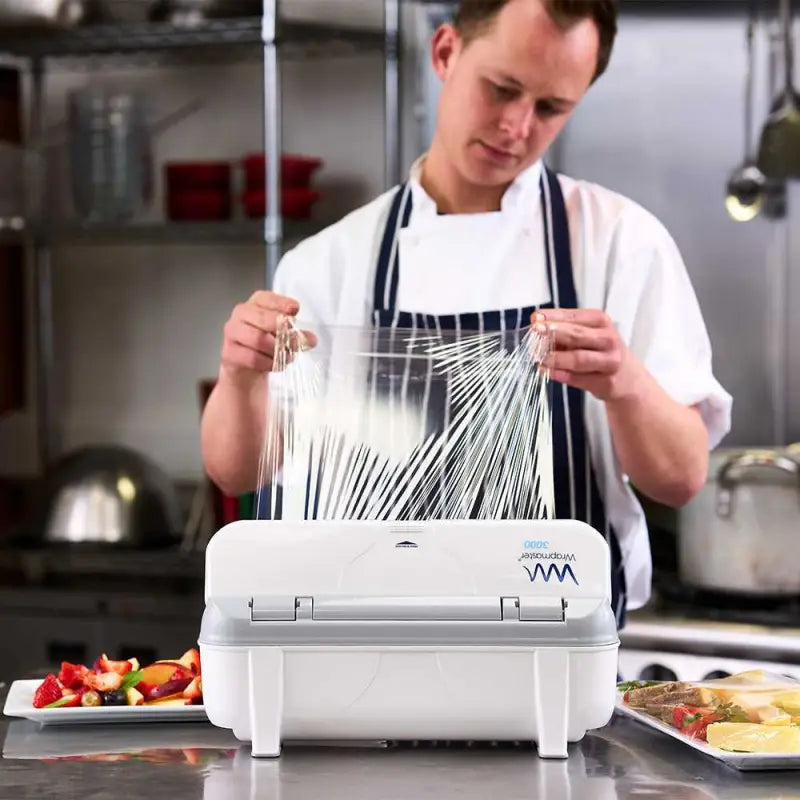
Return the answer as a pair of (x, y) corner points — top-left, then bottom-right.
(249, 596), (298, 622)
(501, 597), (566, 622)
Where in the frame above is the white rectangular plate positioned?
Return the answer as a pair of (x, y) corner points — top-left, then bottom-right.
(615, 692), (800, 771)
(2, 680), (208, 726)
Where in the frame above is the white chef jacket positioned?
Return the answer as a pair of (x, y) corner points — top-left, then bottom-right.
(271, 156), (733, 610)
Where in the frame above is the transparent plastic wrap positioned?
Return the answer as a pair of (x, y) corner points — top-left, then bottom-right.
(255, 320), (555, 522)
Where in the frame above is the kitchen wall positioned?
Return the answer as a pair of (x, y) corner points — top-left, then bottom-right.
(0, 2), (797, 482)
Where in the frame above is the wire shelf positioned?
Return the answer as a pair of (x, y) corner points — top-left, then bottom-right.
(30, 216), (331, 246)
(0, 17), (386, 60)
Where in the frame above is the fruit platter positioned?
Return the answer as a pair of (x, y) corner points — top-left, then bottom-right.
(3, 648), (207, 725)
(615, 669), (800, 771)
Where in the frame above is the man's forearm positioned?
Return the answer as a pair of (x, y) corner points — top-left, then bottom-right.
(200, 371), (269, 496)
(604, 359), (708, 508)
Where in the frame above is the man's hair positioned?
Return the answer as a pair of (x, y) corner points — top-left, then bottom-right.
(453, 0), (618, 82)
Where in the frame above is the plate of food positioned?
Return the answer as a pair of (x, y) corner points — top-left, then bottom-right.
(2, 648), (207, 726)
(615, 669), (800, 771)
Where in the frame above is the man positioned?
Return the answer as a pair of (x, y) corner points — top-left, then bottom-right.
(201, 0), (732, 625)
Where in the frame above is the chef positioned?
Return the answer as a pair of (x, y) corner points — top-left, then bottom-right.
(200, 0), (732, 627)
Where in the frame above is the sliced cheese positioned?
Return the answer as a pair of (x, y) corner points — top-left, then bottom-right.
(698, 670), (799, 698)
(706, 723), (800, 754)
(729, 694), (794, 725)
(757, 706), (793, 726)
(774, 691), (800, 717)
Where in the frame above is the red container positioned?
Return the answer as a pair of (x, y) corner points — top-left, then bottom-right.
(241, 187), (321, 220)
(242, 153), (323, 190)
(165, 161), (231, 192)
(167, 189), (232, 221)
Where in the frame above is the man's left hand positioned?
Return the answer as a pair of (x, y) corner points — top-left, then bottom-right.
(532, 309), (642, 402)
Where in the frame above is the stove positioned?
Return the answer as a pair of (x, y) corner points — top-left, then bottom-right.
(619, 591), (800, 684)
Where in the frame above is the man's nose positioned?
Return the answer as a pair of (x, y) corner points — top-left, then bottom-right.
(499, 102), (534, 140)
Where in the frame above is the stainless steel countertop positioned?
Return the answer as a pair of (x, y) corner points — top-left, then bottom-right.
(2, 689), (799, 799)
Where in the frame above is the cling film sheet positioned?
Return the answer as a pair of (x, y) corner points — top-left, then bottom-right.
(255, 320), (555, 522)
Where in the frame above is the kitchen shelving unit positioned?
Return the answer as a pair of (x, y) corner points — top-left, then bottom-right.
(0, 0), (405, 471)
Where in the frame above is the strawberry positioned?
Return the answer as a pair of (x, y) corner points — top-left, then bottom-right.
(98, 654), (132, 676)
(45, 693), (82, 709)
(85, 671), (123, 693)
(33, 674), (63, 708)
(58, 662), (89, 690)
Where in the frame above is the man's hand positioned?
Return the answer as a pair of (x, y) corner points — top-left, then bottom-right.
(202, 290), (317, 497)
(531, 308), (709, 507)
(532, 309), (643, 402)
(220, 290), (316, 386)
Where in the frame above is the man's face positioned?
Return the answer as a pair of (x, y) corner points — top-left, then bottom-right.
(431, 0), (599, 186)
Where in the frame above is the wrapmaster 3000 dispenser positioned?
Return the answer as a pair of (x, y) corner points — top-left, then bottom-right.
(198, 518), (620, 758)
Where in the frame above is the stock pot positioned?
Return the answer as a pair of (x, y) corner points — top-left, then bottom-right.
(677, 447), (800, 598)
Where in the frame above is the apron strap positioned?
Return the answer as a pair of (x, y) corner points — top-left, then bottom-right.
(541, 165), (578, 309)
(373, 183), (413, 313)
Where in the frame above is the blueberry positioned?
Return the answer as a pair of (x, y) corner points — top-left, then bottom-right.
(102, 690), (127, 706)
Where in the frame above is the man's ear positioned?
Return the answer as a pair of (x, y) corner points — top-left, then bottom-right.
(431, 23), (461, 81)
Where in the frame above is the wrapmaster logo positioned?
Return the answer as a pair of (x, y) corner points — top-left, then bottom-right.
(523, 563), (579, 585)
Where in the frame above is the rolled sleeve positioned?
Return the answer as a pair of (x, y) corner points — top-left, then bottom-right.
(609, 211), (733, 450)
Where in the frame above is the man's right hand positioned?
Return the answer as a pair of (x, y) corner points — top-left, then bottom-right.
(219, 290), (316, 383)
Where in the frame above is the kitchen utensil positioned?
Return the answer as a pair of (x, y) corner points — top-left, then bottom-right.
(242, 153), (323, 189)
(677, 448), (800, 598)
(164, 161), (231, 221)
(67, 89), (202, 223)
(726, 1), (765, 222)
(167, 188), (231, 221)
(68, 89), (149, 222)
(164, 160), (231, 192)
(756, 0), (800, 179)
(34, 444), (184, 548)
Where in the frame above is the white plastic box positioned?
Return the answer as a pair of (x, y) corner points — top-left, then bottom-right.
(199, 519), (619, 758)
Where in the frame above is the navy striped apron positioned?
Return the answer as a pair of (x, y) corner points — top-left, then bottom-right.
(371, 167), (627, 628)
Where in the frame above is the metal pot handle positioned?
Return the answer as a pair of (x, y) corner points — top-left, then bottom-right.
(716, 450), (800, 518)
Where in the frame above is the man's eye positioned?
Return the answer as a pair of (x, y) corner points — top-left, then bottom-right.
(536, 101), (561, 117)
(490, 82), (518, 102)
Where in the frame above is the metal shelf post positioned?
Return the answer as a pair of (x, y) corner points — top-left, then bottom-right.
(263, 0), (281, 288)
(384, 0), (401, 189)
(29, 58), (59, 470)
